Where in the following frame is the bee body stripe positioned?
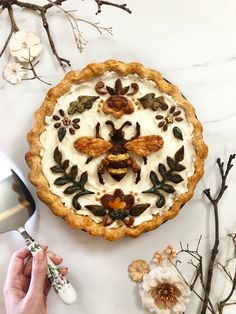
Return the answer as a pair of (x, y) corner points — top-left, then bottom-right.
(108, 168), (128, 175)
(107, 153), (129, 161)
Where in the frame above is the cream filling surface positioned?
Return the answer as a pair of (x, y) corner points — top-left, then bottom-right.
(40, 72), (195, 228)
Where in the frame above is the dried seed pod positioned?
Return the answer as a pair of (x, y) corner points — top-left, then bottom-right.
(54, 122), (61, 129)
(53, 115), (60, 121)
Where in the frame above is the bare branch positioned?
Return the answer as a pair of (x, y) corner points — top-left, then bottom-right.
(0, 5), (19, 58)
(201, 154), (236, 314)
(94, 0), (132, 15)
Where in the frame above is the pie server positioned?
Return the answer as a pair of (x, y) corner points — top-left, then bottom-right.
(0, 152), (77, 304)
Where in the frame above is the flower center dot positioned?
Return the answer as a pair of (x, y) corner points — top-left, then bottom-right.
(165, 115), (174, 124)
(22, 41), (28, 48)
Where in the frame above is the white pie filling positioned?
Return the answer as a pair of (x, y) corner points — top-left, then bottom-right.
(40, 72), (195, 228)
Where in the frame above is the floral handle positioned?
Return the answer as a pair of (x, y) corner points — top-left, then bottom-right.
(18, 227), (77, 305)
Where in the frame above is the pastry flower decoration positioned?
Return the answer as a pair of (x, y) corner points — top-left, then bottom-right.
(155, 105), (183, 132)
(128, 245), (190, 314)
(3, 62), (26, 84)
(9, 31), (43, 62)
(95, 79), (139, 118)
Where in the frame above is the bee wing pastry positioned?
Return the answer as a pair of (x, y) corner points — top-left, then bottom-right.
(74, 137), (112, 157)
(125, 136), (164, 157)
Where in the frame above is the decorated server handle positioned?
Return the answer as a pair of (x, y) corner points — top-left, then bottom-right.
(17, 226), (77, 305)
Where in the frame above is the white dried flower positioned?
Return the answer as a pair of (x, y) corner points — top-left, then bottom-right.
(139, 267), (190, 314)
(9, 31), (43, 62)
(3, 62), (26, 84)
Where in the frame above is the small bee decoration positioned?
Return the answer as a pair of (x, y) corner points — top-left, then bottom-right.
(74, 120), (164, 185)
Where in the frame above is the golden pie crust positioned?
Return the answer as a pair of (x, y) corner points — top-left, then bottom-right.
(26, 60), (208, 241)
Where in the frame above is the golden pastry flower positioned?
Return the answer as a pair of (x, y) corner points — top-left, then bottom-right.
(152, 251), (165, 266)
(128, 259), (150, 282)
(165, 245), (177, 261)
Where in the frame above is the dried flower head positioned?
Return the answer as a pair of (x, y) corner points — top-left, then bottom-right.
(3, 62), (26, 84)
(139, 267), (190, 314)
(152, 251), (165, 266)
(128, 259), (150, 282)
(9, 31), (43, 62)
(165, 245), (177, 260)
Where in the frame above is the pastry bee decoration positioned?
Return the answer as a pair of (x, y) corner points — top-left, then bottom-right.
(74, 120), (164, 184)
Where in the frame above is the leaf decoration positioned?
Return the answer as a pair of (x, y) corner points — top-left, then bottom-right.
(108, 210), (129, 220)
(58, 127), (66, 142)
(72, 190), (94, 210)
(106, 85), (116, 95)
(158, 163), (167, 179)
(53, 147), (62, 165)
(121, 86), (130, 95)
(85, 205), (107, 217)
(67, 101), (78, 115)
(68, 96), (99, 115)
(115, 79), (122, 94)
(142, 146), (185, 208)
(68, 165), (78, 180)
(54, 176), (71, 185)
(150, 170), (160, 186)
(175, 146), (184, 162)
(50, 165), (64, 173)
(77, 171), (88, 187)
(129, 204), (150, 217)
(138, 94), (168, 111)
(51, 147), (94, 210)
(173, 127), (183, 141)
(160, 184), (175, 193)
(156, 191), (165, 208)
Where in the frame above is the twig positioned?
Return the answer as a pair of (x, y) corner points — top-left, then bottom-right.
(94, 0), (132, 14)
(201, 154), (236, 314)
(47, 0), (112, 53)
(0, 0), (131, 66)
(0, 5), (19, 58)
(178, 237), (215, 313)
(22, 58), (51, 85)
(169, 258), (214, 313)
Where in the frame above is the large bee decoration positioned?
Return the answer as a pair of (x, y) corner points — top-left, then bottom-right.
(74, 120), (164, 185)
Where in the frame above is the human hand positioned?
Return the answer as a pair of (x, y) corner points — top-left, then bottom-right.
(3, 246), (68, 314)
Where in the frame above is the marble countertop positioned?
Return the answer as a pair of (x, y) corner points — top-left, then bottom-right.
(0, 0), (236, 313)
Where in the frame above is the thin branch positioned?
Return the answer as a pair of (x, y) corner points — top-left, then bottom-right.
(40, 9), (71, 66)
(218, 267), (236, 313)
(47, 0), (112, 53)
(22, 52), (51, 85)
(1, 0), (131, 66)
(169, 258), (214, 313)
(94, 0), (132, 15)
(0, 5), (19, 58)
(201, 154), (236, 314)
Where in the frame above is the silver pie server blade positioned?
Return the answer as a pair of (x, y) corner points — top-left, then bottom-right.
(0, 152), (77, 304)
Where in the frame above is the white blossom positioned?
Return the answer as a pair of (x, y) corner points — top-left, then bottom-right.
(9, 31), (43, 62)
(139, 267), (190, 314)
(3, 62), (26, 84)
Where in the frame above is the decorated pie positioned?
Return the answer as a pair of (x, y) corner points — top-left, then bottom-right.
(26, 60), (208, 240)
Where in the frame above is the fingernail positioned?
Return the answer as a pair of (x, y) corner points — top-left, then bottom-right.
(35, 250), (45, 261)
(55, 254), (63, 260)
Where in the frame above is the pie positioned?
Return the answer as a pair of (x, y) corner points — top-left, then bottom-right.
(26, 60), (208, 240)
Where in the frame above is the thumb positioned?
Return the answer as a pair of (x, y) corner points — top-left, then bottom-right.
(28, 250), (47, 296)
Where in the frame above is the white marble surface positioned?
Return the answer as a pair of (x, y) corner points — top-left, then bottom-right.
(0, 0), (236, 313)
